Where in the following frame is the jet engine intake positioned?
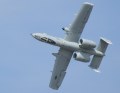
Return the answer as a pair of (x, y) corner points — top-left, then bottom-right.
(73, 52), (90, 62)
(79, 38), (96, 49)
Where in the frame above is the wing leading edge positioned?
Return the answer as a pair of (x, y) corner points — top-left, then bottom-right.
(65, 2), (93, 42)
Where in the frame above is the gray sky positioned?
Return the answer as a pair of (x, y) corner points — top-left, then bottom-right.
(0, 0), (119, 93)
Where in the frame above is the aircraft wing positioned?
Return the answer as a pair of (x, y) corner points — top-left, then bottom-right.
(65, 2), (94, 42)
(49, 2), (93, 90)
(49, 48), (73, 90)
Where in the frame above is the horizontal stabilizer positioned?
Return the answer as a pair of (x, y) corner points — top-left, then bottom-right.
(89, 55), (103, 70)
(93, 69), (101, 73)
(89, 37), (112, 70)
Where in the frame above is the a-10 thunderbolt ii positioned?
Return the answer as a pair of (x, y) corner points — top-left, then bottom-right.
(31, 2), (112, 90)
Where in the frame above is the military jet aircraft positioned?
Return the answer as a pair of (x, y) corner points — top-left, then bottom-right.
(31, 2), (112, 90)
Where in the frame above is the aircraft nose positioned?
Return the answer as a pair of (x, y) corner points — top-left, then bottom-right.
(31, 33), (36, 38)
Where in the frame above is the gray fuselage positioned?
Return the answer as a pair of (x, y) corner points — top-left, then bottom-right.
(32, 33), (104, 57)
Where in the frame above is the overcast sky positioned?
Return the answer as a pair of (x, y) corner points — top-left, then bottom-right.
(0, 0), (120, 93)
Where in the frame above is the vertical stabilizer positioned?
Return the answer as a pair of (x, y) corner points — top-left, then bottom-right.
(89, 37), (112, 71)
(97, 37), (112, 53)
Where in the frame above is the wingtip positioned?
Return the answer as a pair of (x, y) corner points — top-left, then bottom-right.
(100, 37), (112, 45)
(83, 2), (94, 6)
(88, 65), (101, 73)
(93, 69), (101, 73)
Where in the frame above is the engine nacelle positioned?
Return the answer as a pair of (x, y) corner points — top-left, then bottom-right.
(79, 38), (96, 49)
(73, 52), (90, 62)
